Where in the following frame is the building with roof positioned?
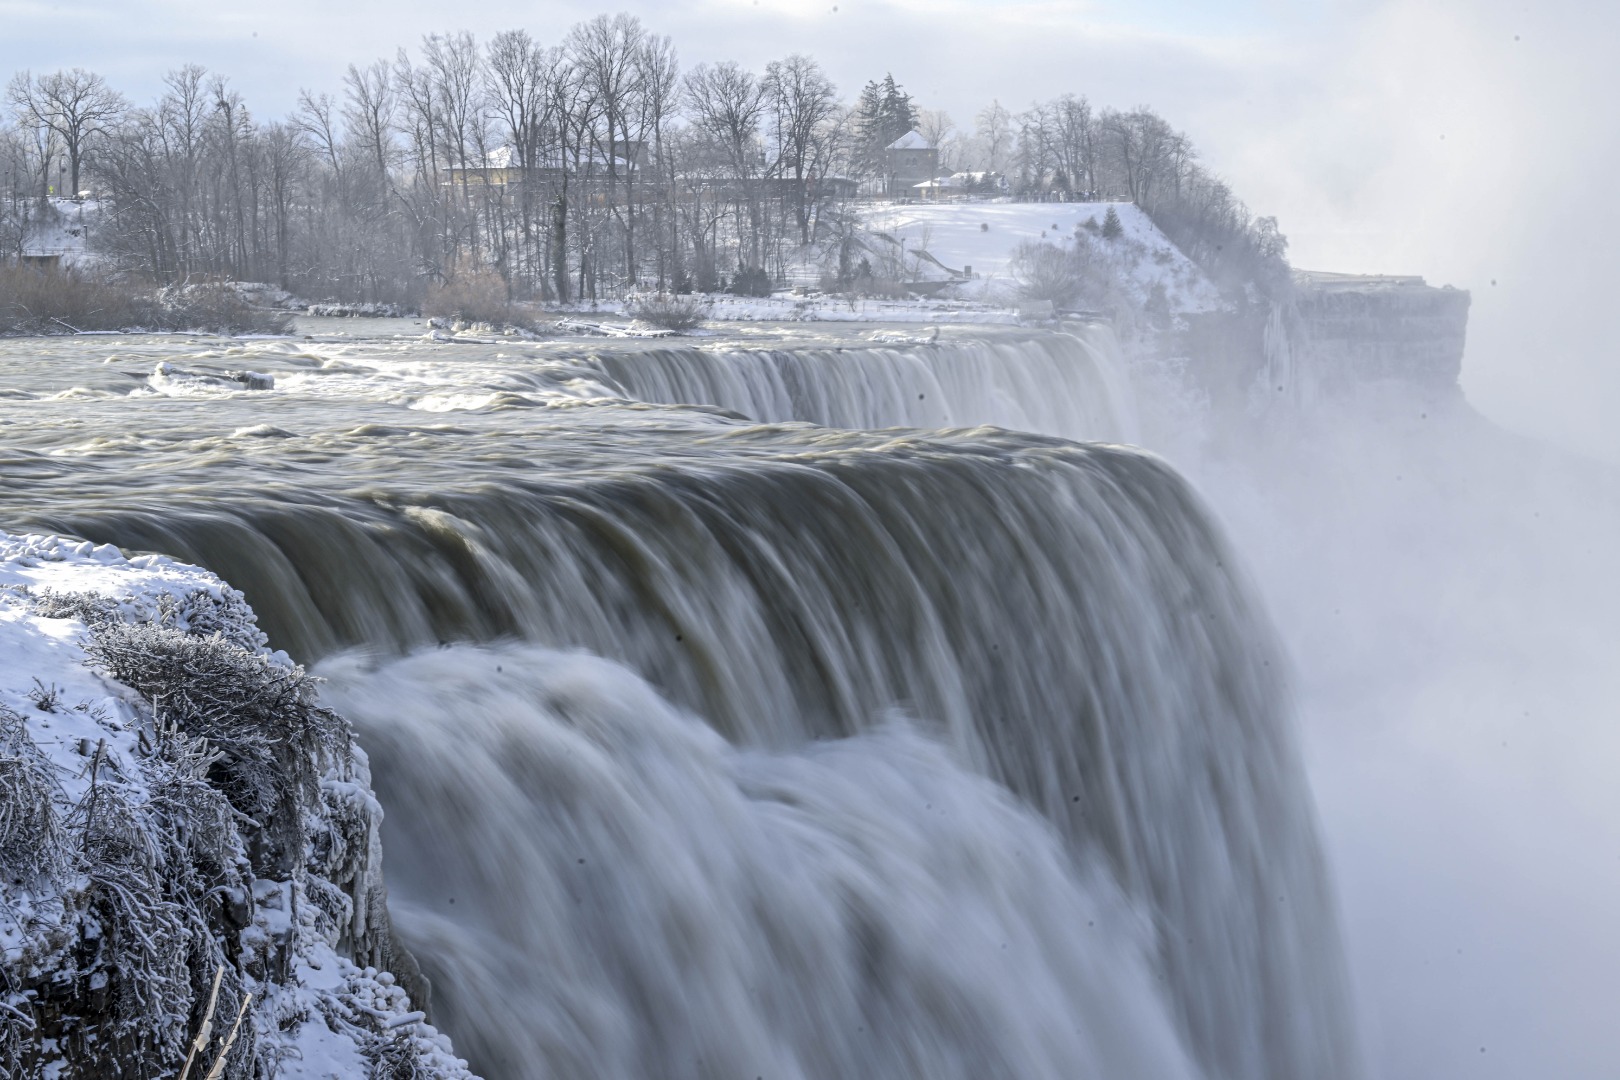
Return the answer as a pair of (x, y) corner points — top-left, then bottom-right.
(883, 131), (938, 200)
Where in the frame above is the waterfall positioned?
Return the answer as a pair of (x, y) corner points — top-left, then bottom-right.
(0, 330), (1357, 1079)
(320, 645), (1203, 1080)
(590, 325), (1137, 441)
(1256, 300), (1312, 414)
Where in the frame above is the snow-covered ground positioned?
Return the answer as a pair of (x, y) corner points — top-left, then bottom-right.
(18, 199), (97, 267)
(858, 200), (1221, 313)
(0, 531), (474, 1079)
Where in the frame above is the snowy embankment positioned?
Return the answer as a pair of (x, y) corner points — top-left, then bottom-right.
(0, 532), (473, 1079)
(552, 202), (1218, 330)
(858, 201), (1221, 313)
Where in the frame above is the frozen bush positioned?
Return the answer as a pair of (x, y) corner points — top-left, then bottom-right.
(1, 572), (458, 1078)
(1012, 240), (1083, 308)
(0, 266), (291, 336)
(421, 271), (536, 331)
(84, 623), (343, 874)
(0, 704), (64, 883)
(626, 292), (710, 332)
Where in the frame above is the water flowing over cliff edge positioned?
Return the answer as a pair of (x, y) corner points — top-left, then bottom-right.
(0, 324), (1357, 1079)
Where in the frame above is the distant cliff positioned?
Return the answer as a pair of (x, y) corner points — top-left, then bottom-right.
(1281, 271), (1472, 401)
(1177, 271), (1472, 417)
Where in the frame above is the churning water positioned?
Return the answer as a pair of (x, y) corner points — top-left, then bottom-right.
(0, 321), (1357, 1079)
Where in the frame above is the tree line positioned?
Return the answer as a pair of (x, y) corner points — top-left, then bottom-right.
(0, 14), (1287, 305)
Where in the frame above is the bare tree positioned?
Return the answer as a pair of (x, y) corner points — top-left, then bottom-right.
(1049, 94), (1097, 196)
(295, 90), (343, 177)
(764, 54), (836, 245)
(486, 30), (549, 291)
(343, 60), (396, 180)
(0, 118), (33, 256)
(259, 120), (305, 286)
(422, 31), (487, 267)
(635, 32), (680, 289)
(1099, 106), (1184, 206)
(158, 65), (210, 275)
(568, 13), (647, 287)
(916, 107), (956, 171)
(5, 68), (125, 198)
(684, 61), (768, 271)
(973, 99), (1013, 174)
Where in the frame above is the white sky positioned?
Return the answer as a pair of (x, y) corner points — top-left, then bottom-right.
(3, 0), (1615, 462)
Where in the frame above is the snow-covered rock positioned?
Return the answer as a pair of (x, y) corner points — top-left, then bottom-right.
(0, 532), (473, 1079)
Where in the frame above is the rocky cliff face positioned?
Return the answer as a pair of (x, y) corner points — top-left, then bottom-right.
(1280, 272), (1472, 403)
(1171, 272), (1472, 426)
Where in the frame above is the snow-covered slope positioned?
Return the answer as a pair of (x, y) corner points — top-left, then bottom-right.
(19, 199), (96, 266)
(0, 531), (473, 1079)
(860, 201), (1220, 313)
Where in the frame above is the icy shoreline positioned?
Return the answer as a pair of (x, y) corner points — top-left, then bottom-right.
(0, 531), (473, 1079)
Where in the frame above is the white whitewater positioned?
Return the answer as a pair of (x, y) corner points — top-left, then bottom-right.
(322, 646), (1202, 1080)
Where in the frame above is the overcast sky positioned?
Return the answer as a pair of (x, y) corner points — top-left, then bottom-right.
(3, 0), (1614, 462)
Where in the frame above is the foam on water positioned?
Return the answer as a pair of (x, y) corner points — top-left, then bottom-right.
(323, 645), (1202, 1080)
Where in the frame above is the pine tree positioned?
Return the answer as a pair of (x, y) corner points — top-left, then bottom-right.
(855, 80), (887, 144)
(1101, 205), (1123, 241)
(877, 74), (917, 143)
(854, 72), (919, 169)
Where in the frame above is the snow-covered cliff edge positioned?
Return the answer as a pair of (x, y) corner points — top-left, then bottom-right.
(0, 531), (471, 1079)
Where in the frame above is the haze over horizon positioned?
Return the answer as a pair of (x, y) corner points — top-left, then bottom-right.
(3, 0), (1614, 463)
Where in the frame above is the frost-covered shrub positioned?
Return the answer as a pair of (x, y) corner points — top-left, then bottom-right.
(0, 565), (466, 1079)
(371, 1031), (433, 1080)
(155, 588), (270, 653)
(0, 703), (64, 883)
(421, 271), (536, 331)
(22, 586), (119, 627)
(84, 623), (343, 876)
(1012, 240), (1082, 308)
(626, 292), (710, 332)
(68, 757), (231, 1073)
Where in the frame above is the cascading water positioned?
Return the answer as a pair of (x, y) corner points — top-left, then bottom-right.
(589, 324), (1137, 440)
(321, 646), (1203, 1080)
(0, 326), (1357, 1079)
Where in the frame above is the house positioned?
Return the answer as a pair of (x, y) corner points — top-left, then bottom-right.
(445, 143), (648, 188)
(912, 176), (959, 202)
(445, 145), (525, 187)
(884, 131), (938, 199)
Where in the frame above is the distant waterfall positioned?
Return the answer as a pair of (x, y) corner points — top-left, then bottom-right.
(591, 325), (1136, 442)
(1256, 300), (1314, 414)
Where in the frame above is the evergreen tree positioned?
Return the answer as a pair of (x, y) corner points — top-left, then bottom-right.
(1101, 205), (1123, 240)
(877, 74), (917, 143)
(854, 73), (919, 171)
